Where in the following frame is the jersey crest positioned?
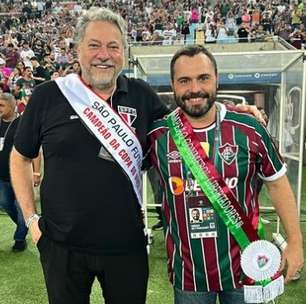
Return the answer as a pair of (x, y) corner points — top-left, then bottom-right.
(118, 106), (137, 126)
(218, 143), (238, 165)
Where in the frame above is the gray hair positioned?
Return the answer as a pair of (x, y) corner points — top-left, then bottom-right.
(0, 92), (16, 107)
(74, 7), (128, 49)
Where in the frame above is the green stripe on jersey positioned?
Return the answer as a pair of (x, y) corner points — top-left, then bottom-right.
(157, 131), (183, 290)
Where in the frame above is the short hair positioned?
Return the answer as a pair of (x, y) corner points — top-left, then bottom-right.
(74, 7), (127, 49)
(170, 45), (218, 82)
(0, 92), (16, 107)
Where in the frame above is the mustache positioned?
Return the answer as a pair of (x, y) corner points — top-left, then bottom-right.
(91, 60), (115, 67)
(182, 92), (209, 101)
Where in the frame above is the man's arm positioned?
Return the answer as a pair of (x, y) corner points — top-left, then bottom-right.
(32, 151), (42, 187)
(235, 104), (266, 125)
(10, 147), (41, 244)
(265, 175), (304, 283)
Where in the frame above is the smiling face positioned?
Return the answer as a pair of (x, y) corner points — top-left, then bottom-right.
(172, 53), (218, 118)
(77, 21), (125, 94)
(192, 209), (200, 220)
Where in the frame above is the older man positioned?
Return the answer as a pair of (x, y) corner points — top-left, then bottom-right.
(10, 7), (168, 304)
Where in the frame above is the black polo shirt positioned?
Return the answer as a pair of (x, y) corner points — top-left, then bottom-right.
(14, 75), (168, 254)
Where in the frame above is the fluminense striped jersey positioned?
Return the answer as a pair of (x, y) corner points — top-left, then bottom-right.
(148, 103), (286, 292)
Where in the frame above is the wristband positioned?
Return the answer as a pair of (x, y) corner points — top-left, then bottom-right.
(26, 213), (40, 228)
(33, 172), (41, 177)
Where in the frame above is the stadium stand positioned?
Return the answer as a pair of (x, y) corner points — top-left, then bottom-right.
(0, 0), (305, 107)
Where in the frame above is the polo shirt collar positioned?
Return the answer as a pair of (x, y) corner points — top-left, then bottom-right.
(116, 75), (128, 93)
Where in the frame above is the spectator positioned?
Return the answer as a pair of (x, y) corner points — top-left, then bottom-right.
(4, 44), (20, 69)
(237, 23), (249, 42)
(216, 21), (229, 43)
(0, 92), (28, 252)
(30, 56), (49, 85)
(181, 20), (190, 43)
(14, 66), (35, 113)
(19, 41), (35, 69)
(205, 23), (217, 43)
(291, 4), (302, 30)
(0, 58), (10, 93)
(32, 39), (45, 61)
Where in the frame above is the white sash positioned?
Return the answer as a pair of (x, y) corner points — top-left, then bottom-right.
(55, 74), (143, 206)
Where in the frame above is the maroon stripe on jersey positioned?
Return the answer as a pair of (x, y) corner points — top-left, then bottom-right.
(166, 230), (175, 283)
(230, 235), (242, 288)
(168, 136), (195, 291)
(202, 238), (221, 290)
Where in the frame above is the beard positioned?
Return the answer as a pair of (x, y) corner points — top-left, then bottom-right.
(174, 90), (216, 117)
(80, 60), (121, 91)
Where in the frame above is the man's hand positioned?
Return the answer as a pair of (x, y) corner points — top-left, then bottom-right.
(280, 241), (304, 283)
(29, 219), (42, 245)
(265, 175), (304, 283)
(235, 104), (267, 125)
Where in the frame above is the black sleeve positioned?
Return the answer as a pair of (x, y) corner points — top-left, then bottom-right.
(138, 79), (169, 122)
(150, 89), (170, 121)
(14, 83), (47, 158)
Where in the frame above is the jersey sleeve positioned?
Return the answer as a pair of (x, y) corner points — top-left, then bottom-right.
(255, 122), (286, 181)
(146, 118), (168, 168)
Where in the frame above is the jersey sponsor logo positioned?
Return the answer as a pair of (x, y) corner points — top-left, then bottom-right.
(169, 176), (238, 195)
(218, 143), (238, 165)
(118, 106), (137, 127)
(168, 176), (184, 195)
(167, 150), (181, 163)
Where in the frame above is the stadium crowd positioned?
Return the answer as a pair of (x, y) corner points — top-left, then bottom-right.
(0, 0), (306, 111)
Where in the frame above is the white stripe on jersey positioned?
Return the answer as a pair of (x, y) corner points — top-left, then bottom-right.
(226, 229), (236, 289)
(201, 240), (210, 292)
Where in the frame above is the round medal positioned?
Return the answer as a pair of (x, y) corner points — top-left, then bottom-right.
(241, 240), (281, 282)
